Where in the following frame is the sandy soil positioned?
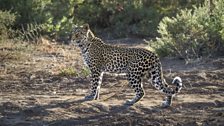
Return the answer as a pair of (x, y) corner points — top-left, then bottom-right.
(0, 40), (224, 126)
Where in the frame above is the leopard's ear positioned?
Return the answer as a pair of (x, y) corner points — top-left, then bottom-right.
(83, 23), (90, 31)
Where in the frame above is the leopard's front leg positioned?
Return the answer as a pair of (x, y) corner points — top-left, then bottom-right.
(85, 70), (104, 100)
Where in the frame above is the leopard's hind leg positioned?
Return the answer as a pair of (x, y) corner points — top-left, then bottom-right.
(125, 71), (145, 105)
(149, 61), (182, 107)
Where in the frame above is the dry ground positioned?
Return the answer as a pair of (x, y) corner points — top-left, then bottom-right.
(0, 38), (224, 126)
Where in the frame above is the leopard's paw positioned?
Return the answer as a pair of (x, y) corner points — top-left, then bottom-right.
(161, 100), (171, 108)
(124, 99), (135, 105)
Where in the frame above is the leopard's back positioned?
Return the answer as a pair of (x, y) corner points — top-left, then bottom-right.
(87, 39), (157, 73)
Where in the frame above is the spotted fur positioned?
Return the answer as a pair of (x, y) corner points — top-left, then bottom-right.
(71, 24), (182, 107)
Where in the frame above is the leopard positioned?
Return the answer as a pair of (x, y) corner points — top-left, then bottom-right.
(70, 24), (182, 107)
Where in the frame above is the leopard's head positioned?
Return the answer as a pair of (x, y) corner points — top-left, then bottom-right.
(70, 24), (94, 47)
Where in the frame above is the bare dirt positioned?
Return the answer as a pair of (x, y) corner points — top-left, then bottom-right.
(0, 39), (224, 126)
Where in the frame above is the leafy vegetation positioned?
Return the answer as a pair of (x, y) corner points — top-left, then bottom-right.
(0, 0), (204, 40)
(59, 67), (79, 77)
(1, 0), (223, 59)
(0, 10), (16, 40)
(16, 23), (45, 42)
(58, 66), (90, 77)
(74, 0), (204, 38)
(150, 0), (224, 60)
(0, 0), (75, 40)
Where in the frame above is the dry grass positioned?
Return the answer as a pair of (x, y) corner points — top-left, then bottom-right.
(0, 37), (88, 79)
(0, 40), (31, 62)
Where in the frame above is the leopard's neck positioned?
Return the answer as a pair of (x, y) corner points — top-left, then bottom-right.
(80, 36), (107, 55)
(90, 37), (105, 45)
(79, 38), (91, 54)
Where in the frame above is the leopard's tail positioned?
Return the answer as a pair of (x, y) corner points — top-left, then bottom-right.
(149, 61), (182, 96)
(151, 75), (182, 96)
(171, 76), (182, 94)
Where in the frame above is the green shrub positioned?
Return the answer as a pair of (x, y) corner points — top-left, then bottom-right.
(79, 67), (91, 78)
(150, 0), (224, 59)
(0, 0), (75, 40)
(109, 4), (160, 37)
(0, 0), (50, 25)
(73, 0), (204, 38)
(42, 0), (78, 39)
(0, 10), (16, 40)
(15, 23), (45, 42)
(59, 67), (78, 77)
(58, 66), (90, 78)
(0, 0), (205, 39)
(205, 0), (224, 54)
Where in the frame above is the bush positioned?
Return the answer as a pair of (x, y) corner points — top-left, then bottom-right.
(71, 0), (204, 38)
(0, 0), (74, 40)
(0, 10), (16, 40)
(0, 0), (205, 39)
(16, 23), (45, 42)
(151, 0), (224, 59)
(108, 4), (160, 37)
